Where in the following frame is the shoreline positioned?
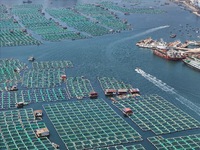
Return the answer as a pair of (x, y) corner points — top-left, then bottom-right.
(172, 0), (200, 17)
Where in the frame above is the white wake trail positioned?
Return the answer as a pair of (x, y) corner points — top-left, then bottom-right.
(107, 25), (170, 49)
(135, 68), (200, 116)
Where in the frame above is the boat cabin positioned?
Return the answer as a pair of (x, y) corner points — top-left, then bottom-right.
(34, 110), (43, 118)
(117, 89), (128, 95)
(28, 56), (35, 62)
(60, 75), (67, 80)
(35, 128), (49, 137)
(123, 108), (133, 116)
(16, 102), (25, 108)
(9, 85), (18, 91)
(105, 89), (117, 96)
(89, 91), (98, 99)
(129, 88), (140, 94)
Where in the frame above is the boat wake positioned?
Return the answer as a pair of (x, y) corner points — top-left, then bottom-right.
(107, 25), (170, 49)
(135, 67), (200, 116)
(135, 68), (175, 93)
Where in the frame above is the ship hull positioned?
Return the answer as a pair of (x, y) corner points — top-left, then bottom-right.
(153, 50), (185, 61)
(183, 59), (200, 71)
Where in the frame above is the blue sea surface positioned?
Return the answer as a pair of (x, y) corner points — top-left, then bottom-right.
(1, 0), (200, 149)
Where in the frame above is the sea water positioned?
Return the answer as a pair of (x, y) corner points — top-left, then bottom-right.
(0, 0), (200, 149)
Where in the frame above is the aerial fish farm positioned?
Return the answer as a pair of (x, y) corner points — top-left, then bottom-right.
(113, 94), (200, 135)
(1, 1), (200, 149)
(148, 134), (200, 150)
(0, 108), (54, 150)
(43, 99), (142, 150)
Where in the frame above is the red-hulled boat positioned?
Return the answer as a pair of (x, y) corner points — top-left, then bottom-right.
(153, 47), (186, 61)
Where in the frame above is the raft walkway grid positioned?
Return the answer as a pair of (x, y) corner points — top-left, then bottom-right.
(43, 99), (142, 150)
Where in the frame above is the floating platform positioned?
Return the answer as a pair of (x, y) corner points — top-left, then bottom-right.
(0, 108), (54, 150)
(148, 134), (200, 150)
(43, 99), (142, 150)
(113, 94), (200, 135)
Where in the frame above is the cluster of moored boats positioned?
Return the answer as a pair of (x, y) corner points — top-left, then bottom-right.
(136, 37), (200, 71)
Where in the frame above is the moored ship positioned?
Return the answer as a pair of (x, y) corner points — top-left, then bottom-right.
(153, 47), (186, 61)
(183, 57), (200, 71)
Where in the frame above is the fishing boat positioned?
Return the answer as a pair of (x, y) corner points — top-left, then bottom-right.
(170, 34), (176, 38)
(122, 108), (133, 116)
(28, 56), (35, 61)
(183, 57), (200, 71)
(89, 91), (98, 99)
(52, 142), (59, 149)
(153, 47), (185, 61)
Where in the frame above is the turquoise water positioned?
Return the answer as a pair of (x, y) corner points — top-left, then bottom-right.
(1, 0), (200, 149)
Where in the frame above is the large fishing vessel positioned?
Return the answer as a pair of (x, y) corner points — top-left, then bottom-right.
(153, 47), (186, 60)
(183, 57), (200, 71)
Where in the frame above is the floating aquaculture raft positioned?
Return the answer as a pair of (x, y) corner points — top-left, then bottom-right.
(97, 144), (145, 150)
(66, 76), (94, 99)
(99, 1), (165, 14)
(113, 94), (200, 135)
(0, 4), (41, 47)
(43, 99), (142, 150)
(148, 134), (200, 150)
(75, 4), (131, 31)
(32, 60), (73, 70)
(22, 69), (65, 88)
(98, 77), (133, 90)
(11, 4), (86, 41)
(0, 59), (27, 91)
(0, 108), (54, 150)
(0, 88), (68, 110)
(46, 8), (109, 36)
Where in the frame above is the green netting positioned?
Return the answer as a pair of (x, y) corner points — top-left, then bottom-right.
(0, 59), (27, 91)
(100, 1), (165, 14)
(11, 4), (86, 41)
(22, 69), (65, 88)
(66, 76), (94, 99)
(98, 77), (133, 91)
(0, 88), (69, 109)
(32, 60), (73, 70)
(46, 8), (110, 36)
(0, 4), (41, 47)
(75, 4), (131, 31)
(43, 99), (142, 149)
(113, 94), (200, 135)
(0, 108), (54, 150)
(148, 134), (200, 150)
